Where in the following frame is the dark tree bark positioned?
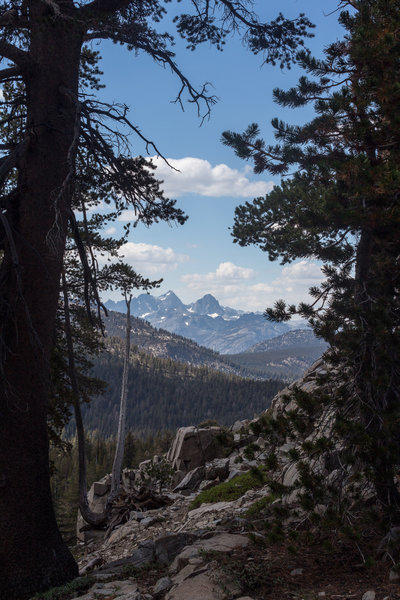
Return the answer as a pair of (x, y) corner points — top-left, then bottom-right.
(354, 230), (400, 515)
(0, 4), (83, 597)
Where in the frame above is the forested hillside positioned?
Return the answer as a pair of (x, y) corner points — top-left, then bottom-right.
(80, 337), (284, 436)
(105, 310), (241, 374)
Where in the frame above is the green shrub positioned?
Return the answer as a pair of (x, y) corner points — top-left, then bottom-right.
(244, 493), (277, 517)
(243, 442), (260, 460)
(189, 466), (267, 509)
(32, 577), (95, 600)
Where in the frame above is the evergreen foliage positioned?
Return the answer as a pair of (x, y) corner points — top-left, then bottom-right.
(223, 0), (400, 534)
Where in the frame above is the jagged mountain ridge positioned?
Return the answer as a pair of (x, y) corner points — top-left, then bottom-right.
(105, 291), (289, 354)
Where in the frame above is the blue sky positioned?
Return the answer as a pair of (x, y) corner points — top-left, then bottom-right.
(94, 1), (344, 311)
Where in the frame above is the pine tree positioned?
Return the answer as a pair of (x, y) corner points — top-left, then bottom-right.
(223, 0), (400, 532)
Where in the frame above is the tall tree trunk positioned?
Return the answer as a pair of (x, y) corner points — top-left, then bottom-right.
(61, 271), (107, 527)
(0, 7), (83, 597)
(353, 229), (400, 515)
(110, 294), (132, 501)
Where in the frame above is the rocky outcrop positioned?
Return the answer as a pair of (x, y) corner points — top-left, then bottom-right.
(69, 358), (396, 600)
(167, 426), (227, 475)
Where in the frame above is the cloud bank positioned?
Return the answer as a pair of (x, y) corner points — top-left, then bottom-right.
(98, 241), (189, 278)
(148, 156), (274, 198)
(179, 260), (325, 312)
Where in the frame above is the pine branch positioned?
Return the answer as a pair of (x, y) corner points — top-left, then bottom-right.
(78, 0), (132, 19)
(0, 40), (30, 69)
(0, 66), (20, 81)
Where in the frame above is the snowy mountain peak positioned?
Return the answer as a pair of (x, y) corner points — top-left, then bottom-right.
(191, 294), (222, 315)
(158, 290), (186, 310)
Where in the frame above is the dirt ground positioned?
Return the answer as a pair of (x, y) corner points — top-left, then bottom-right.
(210, 535), (400, 600)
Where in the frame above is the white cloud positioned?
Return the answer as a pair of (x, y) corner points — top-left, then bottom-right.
(148, 156), (273, 198)
(180, 261), (257, 308)
(0, 89), (4, 102)
(182, 261), (255, 289)
(105, 226), (116, 234)
(179, 260), (325, 312)
(121, 242), (189, 275)
(98, 242), (189, 277)
(117, 210), (138, 222)
(277, 261), (324, 296)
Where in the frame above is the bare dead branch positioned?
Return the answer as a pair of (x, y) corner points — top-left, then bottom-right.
(134, 40), (217, 121)
(82, 99), (177, 168)
(82, 30), (216, 121)
(68, 208), (106, 334)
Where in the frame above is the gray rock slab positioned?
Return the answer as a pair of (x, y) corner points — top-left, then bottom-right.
(173, 466), (205, 493)
(167, 426), (226, 472)
(188, 501), (234, 519)
(166, 571), (224, 600)
(131, 540), (156, 568)
(362, 592), (376, 600)
(231, 420), (248, 433)
(166, 563), (240, 600)
(205, 459), (230, 481)
(154, 532), (198, 566)
(130, 510), (146, 521)
(141, 516), (159, 528)
(169, 546), (201, 574)
(153, 576), (173, 594)
(226, 469), (242, 482)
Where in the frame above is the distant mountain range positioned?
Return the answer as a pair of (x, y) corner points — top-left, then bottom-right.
(105, 291), (291, 354)
(104, 311), (327, 382)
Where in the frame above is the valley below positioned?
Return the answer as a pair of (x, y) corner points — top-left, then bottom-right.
(81, 298), (327, 436)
